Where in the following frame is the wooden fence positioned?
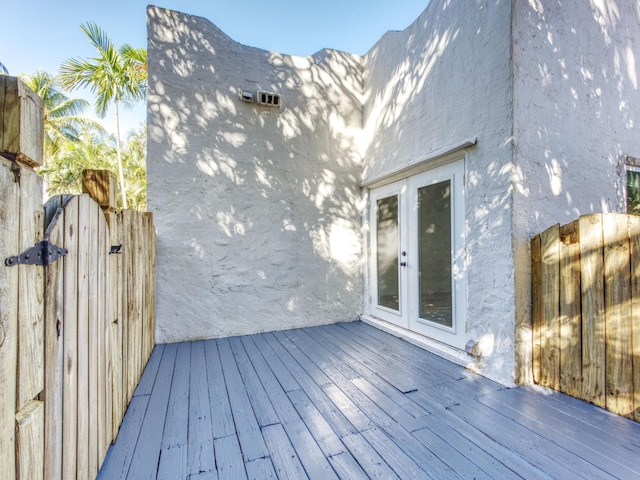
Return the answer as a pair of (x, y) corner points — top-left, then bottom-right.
(532, 213), (640, 421)
(0, 76), (156, 479)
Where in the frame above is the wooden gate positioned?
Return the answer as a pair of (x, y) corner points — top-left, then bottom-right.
(532, 214), (640, 421)
(42, 194), (156, 480)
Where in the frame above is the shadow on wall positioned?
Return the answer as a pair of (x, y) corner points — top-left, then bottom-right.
(513, 0), (640, 224)
(146, 6), (365, 339)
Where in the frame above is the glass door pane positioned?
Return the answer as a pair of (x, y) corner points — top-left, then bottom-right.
(376, 195), (399, 311)
(417, 180), (452, 327)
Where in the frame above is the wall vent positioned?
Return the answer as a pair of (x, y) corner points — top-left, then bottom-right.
(257, 91), (281, 108)
(240, 90), (254, 103)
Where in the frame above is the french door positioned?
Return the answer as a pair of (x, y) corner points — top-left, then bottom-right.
(369, 160), (467, 350)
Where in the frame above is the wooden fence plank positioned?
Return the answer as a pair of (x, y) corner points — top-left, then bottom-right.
(17, 166), (44, 411)
(540, 224), (560, 390)
(559, 221), (582, 398)
(97, 204), (112, 468)
(144, 214), (154, 363)
(579, 214), (606, 408)
(149, 218), (157, 358)
(87, 200), (100, 478)
(16, 400), (44, 480)
(531, 234), (542, 384)
(0, 158), (19, 480)
(124, 210), (137, 402)
(135, 213), (145, 383)
(62, 196), (79, 480)
(76, 195), (90, 479)
(43, 205), (65, 480)
(629, 215), (640, 422)
(603, 214), (634, 417)
(106, 211), (124, 439)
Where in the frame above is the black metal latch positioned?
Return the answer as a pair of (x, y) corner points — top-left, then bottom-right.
(5, 240), (68, 267)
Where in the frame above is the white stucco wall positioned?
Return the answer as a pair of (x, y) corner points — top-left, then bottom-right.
(147, 6), (364, 343)
(362, 0), (515, 384)
(512, 0), (640, 382)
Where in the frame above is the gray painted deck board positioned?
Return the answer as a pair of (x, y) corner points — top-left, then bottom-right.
(97, 395), (149, 480)
(245, 457), (277, 480)
(377, 421), (462, 479)
(261, 423), (309, 480)
(204, 339), (236, 439)
(162, 342), (190, 450)
(341, 432), (400, 479)
(248, 334), (300, 393)
(217, 338), (269, 463)
(132, 344), (165, 397)
(99, 321), (640, 479)
(126, 344), (177, 480)
(327, 452), (369, 480)
(187, 341), (216, 476)
(157, 445), (187, 480)
(228, 336), (280, 428)
(214, 434), (247, 480)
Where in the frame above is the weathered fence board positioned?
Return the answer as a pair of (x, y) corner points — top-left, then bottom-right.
(531, 234), (542, 385)
(534, 213), (640, 419)
(16, 399), (44, 480)
(631, 216), (640, 422)
(0, 158), (20, 480)
(76, 196), (91, 480)
(107, 211), (124, 440)
(603, 215), (634, 417)
(540, 224), (560, 390)
(43, 206), (65, 480)
(17, 166), (44, 412)
(578, 214), (606, 408)
(62, 196), (79, 480)
(559, 221), (581, 398)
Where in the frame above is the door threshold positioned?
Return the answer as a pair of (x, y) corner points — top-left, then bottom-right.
(360, 314), (476, 371)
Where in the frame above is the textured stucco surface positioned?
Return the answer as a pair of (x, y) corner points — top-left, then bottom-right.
(362, 0), (516, 384)
(147, 6), (364, 343)
(512, 0), (640, 383)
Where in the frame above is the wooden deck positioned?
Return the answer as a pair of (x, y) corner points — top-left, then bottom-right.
(97, 321), (640, 479)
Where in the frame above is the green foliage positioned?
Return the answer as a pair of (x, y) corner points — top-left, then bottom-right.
(39, 124), (147, 211)
(627, 170), (640, 215)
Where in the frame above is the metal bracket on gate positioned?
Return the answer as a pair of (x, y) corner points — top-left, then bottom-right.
(5, 240), (68, 267)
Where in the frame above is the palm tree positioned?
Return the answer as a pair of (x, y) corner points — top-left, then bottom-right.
(59, 22), (147, 209)
(19, 70), (102, 161)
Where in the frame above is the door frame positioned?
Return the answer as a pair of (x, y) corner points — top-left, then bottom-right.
(367, 157), (468, 351)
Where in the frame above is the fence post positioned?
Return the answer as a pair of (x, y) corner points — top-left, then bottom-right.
(82, 169), (118, 211)
(0, 76), (45, 480)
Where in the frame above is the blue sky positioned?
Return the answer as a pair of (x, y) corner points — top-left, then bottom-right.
(2, 0), (429, 133)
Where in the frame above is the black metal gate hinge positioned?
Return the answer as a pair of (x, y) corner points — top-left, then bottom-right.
(5, 240), (68, 267)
